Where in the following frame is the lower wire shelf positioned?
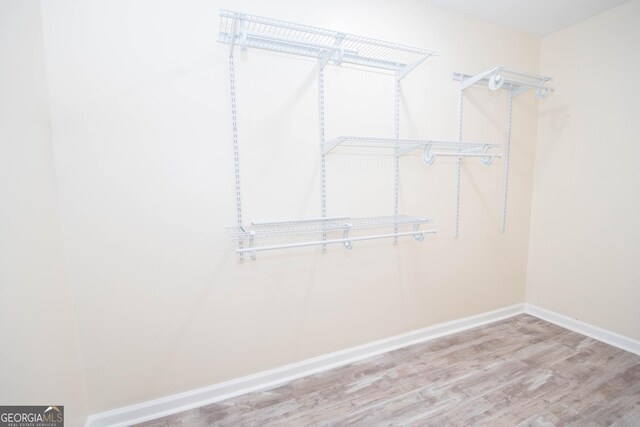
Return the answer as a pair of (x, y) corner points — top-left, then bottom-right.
(229, 215), (435, 260)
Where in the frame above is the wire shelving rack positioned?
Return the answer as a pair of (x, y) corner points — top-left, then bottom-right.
(452, 65), (553, 234)
(219, 10), (438, 78)
(220, 10), (443, 261)
(220, 11), (552, 258)
(229, 216), (435, 260)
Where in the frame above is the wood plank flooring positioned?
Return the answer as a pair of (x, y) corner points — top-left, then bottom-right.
(136, 315), (640, 426)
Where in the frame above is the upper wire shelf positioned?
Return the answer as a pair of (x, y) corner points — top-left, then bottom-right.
(229, 215), (435, 260)
(453, 65), (553, 98)
(324, 136), (502, 165)
(219, 10), (438, 78)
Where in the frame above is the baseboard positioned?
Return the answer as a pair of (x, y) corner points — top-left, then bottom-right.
(525, 304), (640, 356)
(85, 303), (640, 426)
(85, 303), (524, 427)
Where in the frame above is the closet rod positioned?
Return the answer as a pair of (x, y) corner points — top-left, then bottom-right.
(236, 230), (436, 254)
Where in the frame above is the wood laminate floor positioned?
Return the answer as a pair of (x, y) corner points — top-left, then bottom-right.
(137, 315), (640, 426)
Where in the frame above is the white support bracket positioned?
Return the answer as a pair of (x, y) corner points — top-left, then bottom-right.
(322, 137), (345, 154)
(228, 17), (239, 57)
(395, 57), (427, 81)
(227, 15), (249, 55)
(461, 66), (501, 90)
(342, 223), (353, 249)
(247, 231), (256, 261)
(318, 50), (333, 70)
(238, 20), (248, 51)
(318, 34), (345, 69)
(396, 143), (423, 156)
(510, 84), (529, 98)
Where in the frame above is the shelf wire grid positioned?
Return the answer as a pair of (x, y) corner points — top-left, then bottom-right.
(499, 65), (552, 83)
(219, 10), (437, 73)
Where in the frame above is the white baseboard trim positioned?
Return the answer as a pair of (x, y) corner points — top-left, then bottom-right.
(85, 303), (640, 427)
(85, 303), (524, 427)
(524, 304), (640, 356)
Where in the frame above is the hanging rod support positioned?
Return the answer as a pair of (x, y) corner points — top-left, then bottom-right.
(510, 84), (529, 98)
(461, 66), (501, 90)
(322, 137), (346, 154)
(397, 143), (423, 155)
(318, 34), (345, 69)
(228, 16), (240, 57)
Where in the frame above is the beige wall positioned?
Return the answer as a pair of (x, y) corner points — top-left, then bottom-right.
(38, 0), (540, 415)
(0, 1), (89, 426)
(527, 0), (640, 340)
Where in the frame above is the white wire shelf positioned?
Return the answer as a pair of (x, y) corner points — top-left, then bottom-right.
(229, 215), (435, 260)
(453, 65), (553, 98)
(219, 10), (438, 78)
(323, 136), (502, 165)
